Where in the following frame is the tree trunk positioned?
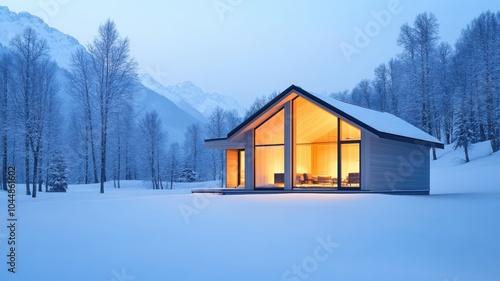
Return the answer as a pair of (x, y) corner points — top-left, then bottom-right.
(38, 147), (43, 192)
(117, 130), (121, 189)
(170, 160), (174, 189)
(125, 140), (131, 180)
(100, 110), (107, 193)
(25, 136), (30, 196)
(157, 152), (163, 189)
(85, 121), (89, 184)
(464, 145), (470, 163)
(32, 151), (38, 198)
(85, 88), (99, 184)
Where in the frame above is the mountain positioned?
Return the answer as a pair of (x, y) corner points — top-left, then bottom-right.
(0, 5), (244, 142)
(141, 74), (245, 119)
(134, 84), (200, 143)
(0, 6), (83, 69)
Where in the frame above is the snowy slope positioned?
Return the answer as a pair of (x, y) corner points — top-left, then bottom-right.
(141, 73), (245, 119)
(1, 144), (499, 281)
(134, 83), (200, 143)
(0, 6), (84, 69)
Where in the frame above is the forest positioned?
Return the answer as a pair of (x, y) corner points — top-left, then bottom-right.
(1, 11), (499, 197)
(331, 11), (500, 162)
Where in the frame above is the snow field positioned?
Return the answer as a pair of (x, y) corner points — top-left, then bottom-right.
(0, 142), (498, 281)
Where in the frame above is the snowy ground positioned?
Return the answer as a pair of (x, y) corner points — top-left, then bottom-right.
(1, 142), (499, 281)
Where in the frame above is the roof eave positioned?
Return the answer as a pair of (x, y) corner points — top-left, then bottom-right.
(377, 132), (445, 149)
(205, 137), (245, 150)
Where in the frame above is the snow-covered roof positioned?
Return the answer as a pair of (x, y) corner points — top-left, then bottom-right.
(317, 94), (443, 146)
(225, 85), (443, 148)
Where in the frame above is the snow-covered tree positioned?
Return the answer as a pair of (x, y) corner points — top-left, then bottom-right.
(183, 123), (203, 178)
(436, 42), (454, 144)
(167, 142), (181, 189)
(88, 19), (138, 193)
(10, 28), (61, 197)
(373, 63), (389, 112)
(67, 48), (99, 184)
(0, 52), (12, 191)
(139, 110), (165, 190)
(47, 150), (68, 192)
(208, 106), (226, 187)
(177, 168), (197, 183)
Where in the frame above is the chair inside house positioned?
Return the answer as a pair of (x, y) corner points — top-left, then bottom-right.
(346, 173), (360, 186)
(297, 173), (336, 187)
(302, 173), (314, 185)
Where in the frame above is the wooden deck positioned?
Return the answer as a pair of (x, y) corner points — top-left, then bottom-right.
(191, 188), (430, 195)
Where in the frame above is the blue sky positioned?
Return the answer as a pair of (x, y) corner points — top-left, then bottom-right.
(2, 0), (499, 107)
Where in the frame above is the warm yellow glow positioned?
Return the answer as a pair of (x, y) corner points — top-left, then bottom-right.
(226, 150), (239, 188)
(294, 97), (338, 144)
(341, 143), (360, 187)
(294, 97), (339, 187)
(255, 146), (284, 187)
(255, 110), (285, 145)
(340, 120), (361, 140)
(255, 108), (285, 188)
(250, 96), (362, 189)
(239, 150), (245, 186)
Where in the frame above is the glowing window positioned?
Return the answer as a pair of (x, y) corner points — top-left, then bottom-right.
(340, 120), (361, 141)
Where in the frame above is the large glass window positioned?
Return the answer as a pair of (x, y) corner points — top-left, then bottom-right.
(239, 150), (245, 186)
(340, 120), (361, 141)
(340, 143), (360, 188)
(293, 97), (338, 188)
(255, 110), (284, 188)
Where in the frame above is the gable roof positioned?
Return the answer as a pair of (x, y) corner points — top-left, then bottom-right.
(223, 85), (443, 148)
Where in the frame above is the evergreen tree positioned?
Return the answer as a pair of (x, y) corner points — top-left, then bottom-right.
(48, 150), (69, 192)
(177, 168), (197, 183)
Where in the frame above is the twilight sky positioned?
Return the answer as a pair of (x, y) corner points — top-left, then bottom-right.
(2, 0), (499, 107)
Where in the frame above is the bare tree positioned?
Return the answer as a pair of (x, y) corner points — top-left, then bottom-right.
(244, 91), (278, 119)
(208, 106), (226, 187)
(10, 27), (49, 196)
(373, 63), (389, 111)
(356, 79), (372, 109)
(225, 109), (241, 133)
(67, 48), (99, 183)
(184, 123), (202, 176)
(168, 142), (181, 189)
(0, 52), (12, 191)
(88, 19), (138, 193)
(139, 111), (165, 189)
(436, 42), (453, 144)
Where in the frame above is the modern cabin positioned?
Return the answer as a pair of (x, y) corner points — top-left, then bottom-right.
(205, 85), (443, 194)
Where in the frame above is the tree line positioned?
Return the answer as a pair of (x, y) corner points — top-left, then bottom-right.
(0, 19), (241, 197)
(331, 11), (500, 162)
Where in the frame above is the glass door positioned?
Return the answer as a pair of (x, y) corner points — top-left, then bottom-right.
(340, 143), (360, 188)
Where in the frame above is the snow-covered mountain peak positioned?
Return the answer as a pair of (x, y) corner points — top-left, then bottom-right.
(0, 5), (84, 69)
(140, 73), (245, 119)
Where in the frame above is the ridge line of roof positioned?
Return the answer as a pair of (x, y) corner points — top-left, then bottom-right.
(227, 85), (443, 148)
